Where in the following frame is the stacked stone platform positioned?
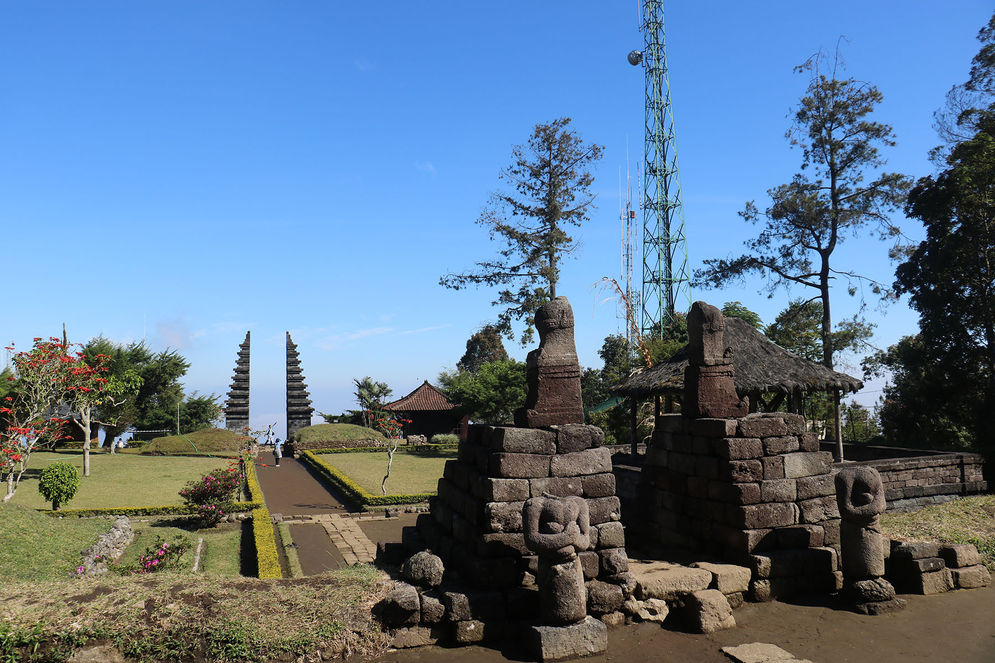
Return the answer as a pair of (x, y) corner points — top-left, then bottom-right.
(412, 423), (630, 605)
(638, 411), (842, 600)
(887, 540), (991, 594)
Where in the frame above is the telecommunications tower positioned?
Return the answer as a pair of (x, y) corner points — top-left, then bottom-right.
(628, 0), (691, 337)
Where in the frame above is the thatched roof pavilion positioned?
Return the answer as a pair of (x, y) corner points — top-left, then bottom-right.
(612, 316), (863, 412)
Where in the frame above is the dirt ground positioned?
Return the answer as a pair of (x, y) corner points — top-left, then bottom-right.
(366, 583), (995, 663)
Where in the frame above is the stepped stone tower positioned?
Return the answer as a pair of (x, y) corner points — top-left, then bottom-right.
(286, 332), (314, 439)
(225, 332), (250, 431)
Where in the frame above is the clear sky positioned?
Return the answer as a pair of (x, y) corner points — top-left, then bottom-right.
(2, 2), (990, 438)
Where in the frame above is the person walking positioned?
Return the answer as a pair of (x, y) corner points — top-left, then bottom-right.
(273, 438), (282, 467)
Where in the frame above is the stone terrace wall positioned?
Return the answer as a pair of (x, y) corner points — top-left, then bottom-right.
(860, 452), (987, 511)
(637, 412), (841, 599)
(412, 423), (630, 613)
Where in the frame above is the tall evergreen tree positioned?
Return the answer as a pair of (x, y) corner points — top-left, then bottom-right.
(457, 324), (509, 374)
(440, 118), (603, 344)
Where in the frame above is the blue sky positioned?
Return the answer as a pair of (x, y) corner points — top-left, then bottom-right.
(2, 2), (990, 437)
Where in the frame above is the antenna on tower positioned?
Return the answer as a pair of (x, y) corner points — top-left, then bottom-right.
(628, 0), (691, 337)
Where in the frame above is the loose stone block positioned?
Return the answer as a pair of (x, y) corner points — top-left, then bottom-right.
(419, 591), (445, 623)
(725, 592), (744, 609)
(762, 435), (799, 455)
(598, 547), (629, 576)
(691, 562), (752, 594)
(550, 447), (613, 477)
(528, 616), (607, 661)
(761, 456), (785, 480)
(477, 477), (531, 502)
(951, 565), (992, 589)
(582, 473), (616, 498)
(484, 501), (525, 533)
(530, 477), (583, 498)
(782, 452), (833, 479)
(683, 589), (736, 633)
(690, 417), (738, 437)
(749, 554), (772, 578)
(799, 496), (840, 524)
(588, 496), (622, 524)
(915, 568), (954, 595)
(586, 580), (625, 614)
(750, 579), (771, 602)
(490, 453), (550, 479)
(631, 561), (712, 600)
(776, 524), (825, 549)
(623, 597), (670, 622)
(489, 426), (557, 454)
(891, 541), (940, 560)
(723, 460), (764, 483)
(722, 642), (799, 663)
(738, 503), (799, 529)
(551, 423), (604, 453)
(477, 533), (530, 557)
(402, 551), (444, 588)
(760, 479), (797, 503)
(596, 522), (626, 549)
(390, 625), (441, 648)
(715, 437), (763, 460)
(939, 543), (983, 568)
(799, 432), (821, 452)
(893, 557), (946, 574)
(381, 583), (420, 626)
(454, 620), (485, 644)
(578, 551), (600, 579)
(738, 416), (788, 438)
(797, 474), (836, 499)
(599, 611), (626, 628)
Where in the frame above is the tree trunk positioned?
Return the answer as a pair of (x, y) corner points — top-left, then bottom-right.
(80, 412), (91, 477)
(820, 260), (843, 461)
(3, 472), (13, 502)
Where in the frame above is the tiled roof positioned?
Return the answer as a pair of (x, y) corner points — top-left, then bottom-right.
(384, 381), (457, 412)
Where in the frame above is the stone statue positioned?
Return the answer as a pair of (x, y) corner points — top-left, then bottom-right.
(683, 302), (748, 418)
(835, 465), (904, 613)
(514, 297), (584, 428)
(523, 494), (591, 625)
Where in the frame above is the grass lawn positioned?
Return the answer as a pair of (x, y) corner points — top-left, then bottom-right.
(8, 451), (231, 510)
(120, 519), (243, 576)
(882, 494), (995, 570)
(319, 449), (455, 495)
(0, 504), (113, 581)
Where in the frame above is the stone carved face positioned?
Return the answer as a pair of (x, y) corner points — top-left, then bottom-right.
(835, 465), (886, 524)
(523, 495), (591, 561)
(534, 297), (574, 336)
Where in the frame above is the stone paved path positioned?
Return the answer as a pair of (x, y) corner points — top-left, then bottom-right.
(253, 453), (408, 574)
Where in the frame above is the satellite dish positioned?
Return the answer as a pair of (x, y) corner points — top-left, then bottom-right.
(627, 50), (643, 66)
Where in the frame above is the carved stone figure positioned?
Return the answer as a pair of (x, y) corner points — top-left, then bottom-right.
(683, 302), (748, 418)
(523, 494), (591, 625)
(835, 465), (904, 613)
(515, 297), (584, 428)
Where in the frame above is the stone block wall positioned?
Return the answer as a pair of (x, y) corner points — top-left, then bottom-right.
(637, 412), (841, 599)
(412, 423), (630, 613)
(860, 453), (987, 511)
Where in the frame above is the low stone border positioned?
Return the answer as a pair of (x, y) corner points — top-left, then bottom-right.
(77, 516), (134, 577)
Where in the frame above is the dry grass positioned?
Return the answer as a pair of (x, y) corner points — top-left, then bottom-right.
(319, 449), (455, 495)
(881, 495), (995, 570)
(0, 566), (390, 662)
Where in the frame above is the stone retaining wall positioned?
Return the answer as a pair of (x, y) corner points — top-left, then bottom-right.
(856, 451), (987, 512)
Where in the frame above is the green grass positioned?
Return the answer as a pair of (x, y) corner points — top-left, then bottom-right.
(142, 427), (250, 455)
(8, 451), (230, 510)
(120, 520), (243, 576)
(319, 448), (455, 495)
(277, 522), (303, 578)
(293, 423), (386, 445)
(882, 494), (995, 570)
(0, 504), (112, 581)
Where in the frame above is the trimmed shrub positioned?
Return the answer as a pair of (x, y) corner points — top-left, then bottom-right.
(430, 434), (459, 445)
(37, 462), (80, 510)
(143, 428), (251, 455)
(299, 451), (434, 508)
(289, 423), (387, 454)
(252, 506), (281, 579)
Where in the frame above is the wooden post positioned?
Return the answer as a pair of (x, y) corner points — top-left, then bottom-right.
(629, 398), (638, 457)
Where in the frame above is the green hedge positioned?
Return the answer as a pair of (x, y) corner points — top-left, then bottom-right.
(244, 455), (264, 502)
(299, 451), (435, 508)
(252, 506), (282, 579)
(309, 444), (459, 455)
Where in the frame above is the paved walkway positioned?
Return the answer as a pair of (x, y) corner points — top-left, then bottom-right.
(253, 453), (410, 574)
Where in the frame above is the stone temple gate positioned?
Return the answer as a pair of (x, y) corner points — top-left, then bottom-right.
(224, 331), (314, 439)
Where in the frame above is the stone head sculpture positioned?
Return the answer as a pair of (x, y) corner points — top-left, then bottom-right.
(687, 301), (730, 367)
(523, 494), (591, 562)
(835, 465), (887, 526)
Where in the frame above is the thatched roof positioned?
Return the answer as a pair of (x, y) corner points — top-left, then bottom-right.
(612, 317), (863, 400)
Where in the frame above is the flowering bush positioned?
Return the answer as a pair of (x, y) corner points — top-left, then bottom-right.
(133, 535), (190, 574)
(179, 461), (243, 526)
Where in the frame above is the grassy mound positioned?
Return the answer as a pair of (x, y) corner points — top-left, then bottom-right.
(0, 504), (112, 581)
(143, 428), (249, 455)
(292, 423), (387, 447)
